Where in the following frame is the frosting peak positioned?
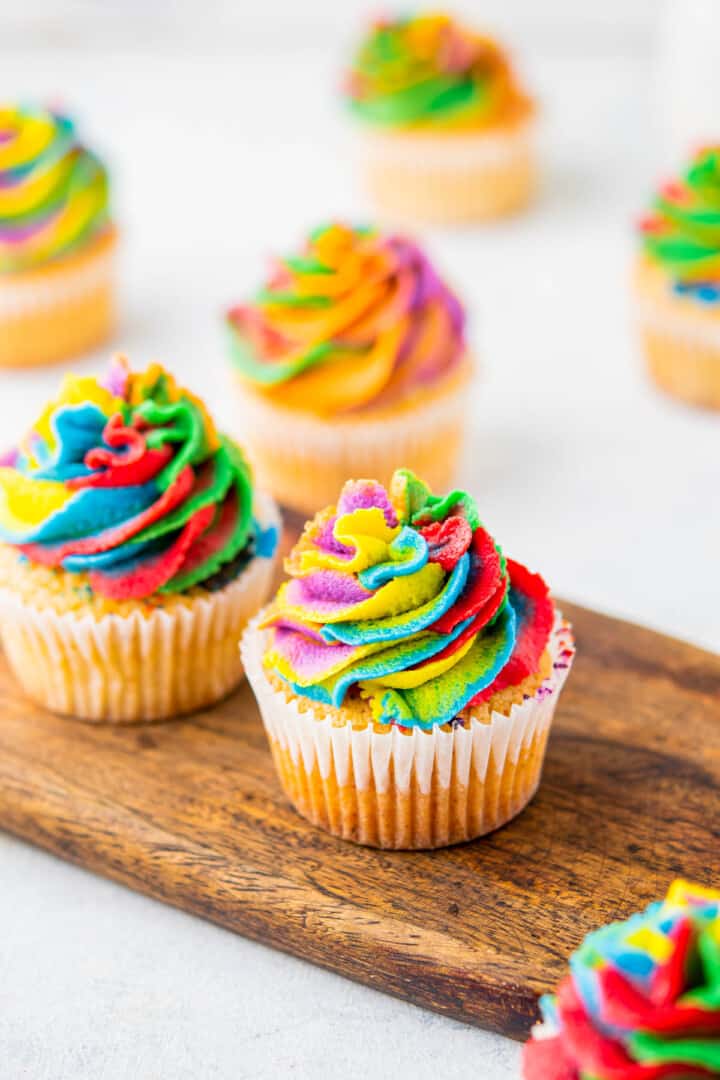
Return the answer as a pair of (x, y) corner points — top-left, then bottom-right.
(0, 357), (275, 600)
(227, 223), (467, 416)
(640, 146), (720, 302)
(345, 13), (532, 131)
(261, 469), (556, 728)
(523, 880), (720, 1080)
(0, 104), (111, 274)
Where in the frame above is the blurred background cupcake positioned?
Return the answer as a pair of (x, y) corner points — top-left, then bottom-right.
(522, 879), (720, 1079)
(226, 221), (472, 517)
(0, 356), (279, 722)
(243, 468), (574, 850)
(344, 12), (536, 224)
(0, 104), (117, 368)
(636, 146), (720, 410)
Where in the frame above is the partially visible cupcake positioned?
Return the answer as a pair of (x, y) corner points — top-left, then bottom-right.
(0, 356), (280, 722)
(242, 468), (574, 850)
(522, 879), (720, 1080)
(0, 104), (117, 367)
(227, 222), (472, 518)
(344, 13), (536, 223)
(636, 146), (720, 409)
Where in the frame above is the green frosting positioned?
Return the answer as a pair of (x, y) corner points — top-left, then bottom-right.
(640, 147), (720, 287)
(345, 13), (525, 129)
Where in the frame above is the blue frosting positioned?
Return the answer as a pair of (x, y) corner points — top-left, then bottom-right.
(255, 521), (279, 559)
(20, 405), (109, 478)
(321, 552), (470, 645)
(0, 481), (161, 546)
(62, 535), (161, 571)
(358, 526), (429, 590)
(289, 615), (477, 709)
(673, 281), (720, 303)
(394, 604), (516, 725)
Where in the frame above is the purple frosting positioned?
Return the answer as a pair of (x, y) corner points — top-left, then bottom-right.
(337, 479), (398, 526)
(284, 571), (374, 619)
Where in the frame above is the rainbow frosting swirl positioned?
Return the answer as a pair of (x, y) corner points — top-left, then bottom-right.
(640, 147), (720, 304)
(227, 223), (466, 416)
(345, 13), (531, 130)
(0, 104), (111, 274)
(0, 358), (277, 601)
(523, 880), (720, 1080)
(260, 469), (558, 728)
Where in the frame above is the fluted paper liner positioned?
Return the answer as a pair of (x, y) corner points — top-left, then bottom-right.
(242, 611), (575, 849)
(0, 493), (280, 723)
(231, 359), (472, 517)
(357, 119), (536, 224)
(0, 229), (117, 368)
(636, 293), (720, 410)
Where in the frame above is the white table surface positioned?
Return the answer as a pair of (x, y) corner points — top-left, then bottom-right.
(1, 30), (718, 1080)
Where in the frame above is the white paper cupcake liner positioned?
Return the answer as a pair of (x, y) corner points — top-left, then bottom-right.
(637, 297), (720, 351)
(358, 117), (536, 174)
(636, 294), (720, 408)
(354, 118), (536, 225)
(0, 239), (116, 318)
(0, 492), (281, 723)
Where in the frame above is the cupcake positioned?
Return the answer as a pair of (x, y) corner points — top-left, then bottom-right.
(0, 356), (280, 722)
(344, 13), (536, 224)
(0, 104), (116, 368)
(636, 146), (720, 409)
(522, 879), (720, 1079)
(227, 222), (472, 518)
(242, 468), (574, 850)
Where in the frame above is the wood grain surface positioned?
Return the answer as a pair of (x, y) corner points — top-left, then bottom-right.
(0, 599), (718, 1040)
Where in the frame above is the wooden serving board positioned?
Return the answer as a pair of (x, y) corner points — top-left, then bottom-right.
(0, 601), (718, 1040)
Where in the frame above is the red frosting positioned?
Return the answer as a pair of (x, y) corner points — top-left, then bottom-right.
(89, 503), (215, 600)
(522, 1035), (577, 1080)
(420, 515), (473, 571)
(19, 466), (195, 566)
(431, 527), (506, 634)
(167, 486), (242, 586)
(70, 416), (174, 489)
(470, 558), (553, 705)
(524, 974), (719, 1080)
